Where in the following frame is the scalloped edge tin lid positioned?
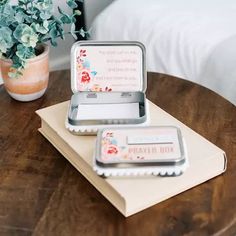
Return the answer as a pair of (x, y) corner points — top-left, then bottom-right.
(71, 41), (147, 93)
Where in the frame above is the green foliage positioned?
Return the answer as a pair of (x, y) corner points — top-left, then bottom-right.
(0, 0), (86, 78)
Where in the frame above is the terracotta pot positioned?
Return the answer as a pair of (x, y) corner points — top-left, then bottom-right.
(0, 44), (49, 102)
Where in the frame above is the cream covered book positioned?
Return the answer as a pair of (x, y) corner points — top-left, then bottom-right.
(36, 100), (226, 217)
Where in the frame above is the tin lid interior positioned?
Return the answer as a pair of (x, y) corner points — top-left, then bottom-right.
(71, 41), (146, 93)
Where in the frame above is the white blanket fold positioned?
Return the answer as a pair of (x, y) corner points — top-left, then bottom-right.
(91, 0), (236, 105)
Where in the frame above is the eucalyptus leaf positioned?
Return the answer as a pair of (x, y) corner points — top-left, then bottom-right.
(61, 14), (71, 24)
(67, 0), (78, 9)
(79, 28), (86, 38)
(57, 25), (65, 40)
(16, 44), (34, 59)
(50, 38), (57, 47)
(31, 21), (49, 34)
(70, 23), (77, 40)
(15, 12), (24, 23)
(39, 11), (51, 20)
(0, 27), (13, 53)
(49, 27), (58, 38)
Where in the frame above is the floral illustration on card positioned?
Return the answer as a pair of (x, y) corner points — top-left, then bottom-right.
(77, 49), (93, 87)
(76, 49), (112, 92)
(101, 131), (133, 161)
(101, 132), (119, 160)
(80, 70), (91, 83)
(106, 145), (119, 155)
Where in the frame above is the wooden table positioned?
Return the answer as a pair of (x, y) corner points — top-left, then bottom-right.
(0, 70), (235, 236)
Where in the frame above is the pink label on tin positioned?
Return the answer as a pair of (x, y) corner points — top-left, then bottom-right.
(76, 46), (143, 92)
(99, 127), (182, 163)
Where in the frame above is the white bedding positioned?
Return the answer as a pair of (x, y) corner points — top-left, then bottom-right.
(91, 0), (236, 105)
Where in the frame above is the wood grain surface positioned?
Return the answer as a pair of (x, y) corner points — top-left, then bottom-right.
(0, 70), (235, 236)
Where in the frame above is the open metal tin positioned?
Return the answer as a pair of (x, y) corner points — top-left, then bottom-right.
(66, 41), (149, 134)
(93, 126), (189, 177)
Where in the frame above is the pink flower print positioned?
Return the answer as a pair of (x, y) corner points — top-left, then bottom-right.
(105, 87), (112, 92)
(106, 145), (118, 155)
(80, 49), (87, 57)
(77, 49), (87, 63)
(81, 71), (91, 83)
(105, 132), (113, 137)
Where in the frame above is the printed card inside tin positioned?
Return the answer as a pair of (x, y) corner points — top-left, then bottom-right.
(66, 41), (149, 134)
(71, 41), (146, 93)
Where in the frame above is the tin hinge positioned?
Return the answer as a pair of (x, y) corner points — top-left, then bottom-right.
(121, 92), (132, 98)
(86, 93), (97, 98)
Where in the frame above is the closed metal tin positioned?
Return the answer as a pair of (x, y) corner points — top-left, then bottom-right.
(93, 126), (188, 177)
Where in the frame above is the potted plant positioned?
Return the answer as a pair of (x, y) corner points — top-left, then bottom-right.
(0, 0), (84, 101)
